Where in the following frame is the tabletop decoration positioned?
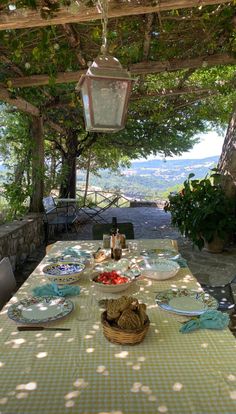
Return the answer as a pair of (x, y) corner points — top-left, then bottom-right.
(180, 310), (229, 333)
(42, 262), (85, 284)
(156, 288), (218, 316)
(101, 296), (150, 345)
(7, 296), (74, 324)
(33, 282), (81, 297)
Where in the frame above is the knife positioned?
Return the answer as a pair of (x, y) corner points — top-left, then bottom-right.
(17, 326), (71, 331)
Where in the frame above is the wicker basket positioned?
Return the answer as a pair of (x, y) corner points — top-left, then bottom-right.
(101, 311), (150, 345)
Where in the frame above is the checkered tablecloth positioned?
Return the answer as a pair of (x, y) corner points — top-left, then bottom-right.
(1, 239), (236, 414)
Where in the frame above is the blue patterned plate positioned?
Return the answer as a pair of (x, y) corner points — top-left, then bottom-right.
(8, 296), (74, 324)
(42, 262), (85, 284)
(155, 288), (218, 316)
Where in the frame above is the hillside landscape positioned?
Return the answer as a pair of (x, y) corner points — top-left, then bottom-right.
(77, 156), (219, 200)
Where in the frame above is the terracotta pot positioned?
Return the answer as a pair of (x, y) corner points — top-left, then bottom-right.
(203, 234), (225, 253)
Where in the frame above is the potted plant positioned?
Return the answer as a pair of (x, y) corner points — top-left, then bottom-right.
(164, 172), (236, 252)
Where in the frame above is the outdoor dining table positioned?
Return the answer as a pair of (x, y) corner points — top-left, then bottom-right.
(1, 239), (236, 414)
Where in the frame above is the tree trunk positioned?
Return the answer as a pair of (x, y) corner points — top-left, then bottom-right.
(29, 116), (44, 212)
(218, 105), (236, 198)
(59, 129), (77, 198)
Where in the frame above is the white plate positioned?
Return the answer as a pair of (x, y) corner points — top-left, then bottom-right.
(139, 258), (180, 280)
(140, 248), (180, 261)
(8, 296), (74, 324)
(94, 258), (130, 273)
(155, 288), (218, 315)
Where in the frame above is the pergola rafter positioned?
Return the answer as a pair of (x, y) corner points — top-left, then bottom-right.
(3, 53), (235, 89)
(0, 0), (233, 30)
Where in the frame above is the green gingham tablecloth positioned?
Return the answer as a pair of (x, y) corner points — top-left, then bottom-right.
(1, 239), (236, 414)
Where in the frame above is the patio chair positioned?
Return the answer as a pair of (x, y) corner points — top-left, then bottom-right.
(42, 196), (79, 243)
(80, 195), (120, 224)
(92, 221), (134, 240)
(0, 257), (17, 310)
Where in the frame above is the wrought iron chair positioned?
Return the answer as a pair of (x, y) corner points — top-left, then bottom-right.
(92, 221), (134, 240)
(80, 195), (120, 224)
(0, 257), (17, 310)
(42, 196), (79, 243)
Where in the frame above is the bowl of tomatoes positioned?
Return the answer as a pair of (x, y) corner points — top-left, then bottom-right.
(92, 270), (135, 293)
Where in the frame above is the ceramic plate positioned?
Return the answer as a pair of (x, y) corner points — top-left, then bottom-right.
(42, 262), (85, 284)
(155, 288), (218, 315)
(140, 248), (180, 260)
(94, 258), (130, 273)
(139, 258), (180, 280)
(8, 296), (74, 324)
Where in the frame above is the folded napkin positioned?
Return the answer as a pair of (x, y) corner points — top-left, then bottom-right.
(173, 257), (188, 268)
(62, 247), (84, 258)
(33, 282), (80, 297)
(180, 310), (229, 334)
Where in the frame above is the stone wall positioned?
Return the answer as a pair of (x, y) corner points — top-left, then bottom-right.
(0, 213), (45, 270)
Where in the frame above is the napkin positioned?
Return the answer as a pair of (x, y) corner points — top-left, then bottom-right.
(173, 257), (188, 268)
(180, 310), (229, 333)
(33, 282), (80, 297)
(62, 247), (84, 258)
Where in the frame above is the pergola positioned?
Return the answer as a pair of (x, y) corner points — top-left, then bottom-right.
(0, 0), (235, 211)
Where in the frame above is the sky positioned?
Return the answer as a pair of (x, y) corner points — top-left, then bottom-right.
(135, 131), (225, 162)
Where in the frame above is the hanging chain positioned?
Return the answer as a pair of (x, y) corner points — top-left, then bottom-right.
(97, 0), (108, 55)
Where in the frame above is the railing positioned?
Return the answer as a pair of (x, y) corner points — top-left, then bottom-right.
(76, 190), (131, 208)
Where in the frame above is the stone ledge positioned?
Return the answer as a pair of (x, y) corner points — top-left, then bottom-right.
(130, 200), (166, 208)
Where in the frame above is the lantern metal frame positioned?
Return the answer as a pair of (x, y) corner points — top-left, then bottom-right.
(76, 0), (135, 133)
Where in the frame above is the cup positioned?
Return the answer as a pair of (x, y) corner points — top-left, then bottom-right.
(103, 234), (111, 249)
(128, 242), (138, 253)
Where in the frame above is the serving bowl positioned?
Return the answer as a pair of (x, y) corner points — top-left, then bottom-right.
(139, 258), (180, 281)
(92, 271), (135, 293)
(42, 262), (85, 284)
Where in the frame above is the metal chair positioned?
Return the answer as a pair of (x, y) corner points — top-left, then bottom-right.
(42, 196), (79, 243)
(0, 257), (17, 310)
(92, 222), (134, 240)
(80, 195), (120, 224)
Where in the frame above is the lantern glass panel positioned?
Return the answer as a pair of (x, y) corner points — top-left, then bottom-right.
(91, 78), (128, 127)
(80, 80), (91, 130)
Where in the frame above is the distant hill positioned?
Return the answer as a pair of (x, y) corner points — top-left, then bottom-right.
(79, 156), (219, 200)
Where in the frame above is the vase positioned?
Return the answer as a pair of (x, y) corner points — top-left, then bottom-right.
(203, 234), (225, 253)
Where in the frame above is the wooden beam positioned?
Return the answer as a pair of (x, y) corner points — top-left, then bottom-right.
(0, 86), (40, 116)
(0, 0), (233, 30)
(6, 53), (236, 89)
(7, 70), (85, 88)
(129, 53), (236, 74)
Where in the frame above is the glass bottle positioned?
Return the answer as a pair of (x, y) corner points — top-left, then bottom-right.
(110, 217), (117, 259)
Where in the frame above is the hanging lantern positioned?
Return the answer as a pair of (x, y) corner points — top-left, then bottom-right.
(76, 0), (135, 133)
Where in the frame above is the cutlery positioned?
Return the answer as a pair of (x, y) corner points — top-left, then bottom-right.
(17, 326), (71, 331)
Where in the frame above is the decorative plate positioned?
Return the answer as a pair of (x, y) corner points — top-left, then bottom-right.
(42, 262), (85, 284)
(155, 288), (218, 315)
(140, 248), (180, 261)
(139, 258), (180, 280)
(8, 296), (74, 324)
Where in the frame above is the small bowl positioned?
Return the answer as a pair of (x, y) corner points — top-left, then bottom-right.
(139, 258), (180, 281)
(92, 272), (135, 293)
(42, 262), (85, 284)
